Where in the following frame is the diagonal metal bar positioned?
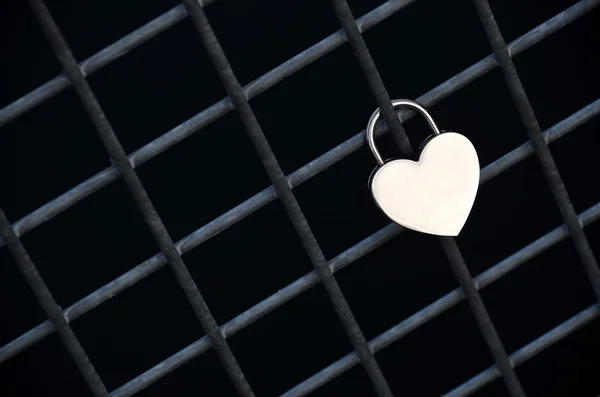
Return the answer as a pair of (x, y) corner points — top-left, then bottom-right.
(5, 0), (597, 132)
(444, 304), (600, 397)
(439, 238), (526, 397)
(117, 200), (600, 397)
(2, 0), (596, 248)
(180, 1), (393, 396)
(328, 0), (525, 395)
(2, 2), (598, 380)
(328, 0), (412, 156)
(1, 89), (598, 377)
(0, 0), (596, 395)
(0, 0), (419, 130)
(0, 4), (186, 129)
(282, 201), (600, 397)
(0, 207), (108, 397)
(471, 0), (600, 301)
(27, 1), (255, 396)
(3, 100), (594, 394)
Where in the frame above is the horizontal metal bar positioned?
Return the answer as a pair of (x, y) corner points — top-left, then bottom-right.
(30, 0), (254, 394)
(1, 0), (419, 246)
(108, 224), (404, 397)
(0, 0), (594, 395)
(473, 0), (600, 301)
(332, 0), (522, 392)
(440, 237), (526, 397)
(0, 0), (222, 129)
(0, 0), (415, 130)
(111, 175), (600, 397)
(444, 304), (599, 397)
(481, 99), (600, 182)
(0, 5), (186, 129)
(329, 0), (412, 156)
(4, 0), (593, 247)
(1, 0), (598, 383)
(0, 0), (420, 247)
(281, 202), (600, 397)
(1, 91), (597, 368)
(0, 205), (108, 397)
(5, 138), (595, 396)
(185, 0), (391, 394)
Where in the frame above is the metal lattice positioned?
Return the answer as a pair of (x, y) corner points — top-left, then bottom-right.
(1, 0), (599, 396)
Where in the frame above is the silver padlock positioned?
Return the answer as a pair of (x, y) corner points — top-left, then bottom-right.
(367, 99), (480, 236)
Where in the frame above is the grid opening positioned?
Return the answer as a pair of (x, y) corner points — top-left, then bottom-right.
(181, 200), (315, 325)
(70, 265), (208, 391)
(335, 231), (458, 340)
(17, 178), (162, 307)
(1, 0), (599, 396)
(458, 155), (565, 275)
(135, 111), (273, 242)
(549, 117), (600, 213)
(373, 300), (496, 396)
(205, 0), (341, 86)
(361, 0), (492, 99)
(480, 237), (598, 353)
(0, 89), (109, 221)
(227, 284), (355, 397)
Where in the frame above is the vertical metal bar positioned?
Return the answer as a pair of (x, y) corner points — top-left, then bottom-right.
(470, 0), (600, 302)
(2, 0), (597, 250)
(0, 207), (108, 397)
(327, 1), (526, 395)
(439, 238), (527, 397)
(328, 0), (413, 156)
(26, 1), (255, 396)
(179, 1), (394, 396)
(444, 304), (600, 397)
(282, 199), (600, 396)
(3, 96), (597, 388)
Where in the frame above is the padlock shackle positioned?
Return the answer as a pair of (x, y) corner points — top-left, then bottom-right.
(367, 99), (441, 166)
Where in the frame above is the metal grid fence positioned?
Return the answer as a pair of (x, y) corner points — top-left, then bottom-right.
(1, 0), (599, 396)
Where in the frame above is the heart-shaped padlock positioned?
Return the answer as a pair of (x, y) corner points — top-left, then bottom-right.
(367, 99), (480, 236)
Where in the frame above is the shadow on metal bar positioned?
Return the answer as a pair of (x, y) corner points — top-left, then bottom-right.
(282, 202), (600, 397)
(2, 0), (597, 247)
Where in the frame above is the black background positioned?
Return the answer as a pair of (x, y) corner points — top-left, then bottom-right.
(1, 0), (599, 396)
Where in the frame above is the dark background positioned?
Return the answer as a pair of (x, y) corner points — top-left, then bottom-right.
(1, 0), (599, 396)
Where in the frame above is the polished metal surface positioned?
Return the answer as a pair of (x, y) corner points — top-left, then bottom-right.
(367, 99), (441, 166)
(1, 0), (599, 396)
(369, 131), (479, 236)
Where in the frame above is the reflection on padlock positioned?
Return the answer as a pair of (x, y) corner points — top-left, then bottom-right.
(367, 99), (480, 236)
